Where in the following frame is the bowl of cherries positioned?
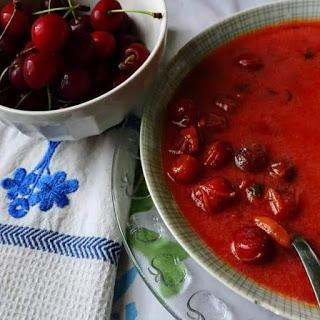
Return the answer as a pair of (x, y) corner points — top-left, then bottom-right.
(0, 0), (166, 140)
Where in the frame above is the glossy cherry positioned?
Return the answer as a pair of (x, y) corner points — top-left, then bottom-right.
(198, 112), (228, 131)
(168, 98), (198, 128)
(91, 63), (111, 94)
(58, 68), (92, 101)
(9, 56), (28, 89)
(23, 52), (62, 89)
(191, 177), (236, 213)
(32, 14), (70, 53)
(170, 126), (199, 155)
(1, 2), (30, 38)
(234, 144), (268, 172)
(117, 32), (137, 56)
(112, 71), (129, 87)
(91, 31), (116, 59)
(65, 31), (95, 66)
(70, 15), (92, 33)
(91, 0), (125, 32)
(170, 155), (200, 184)
(231, 226), (271, 263)
(119, 42), (149, 73)
(266, 188), (297, 220)
(202, 141), (233, 168)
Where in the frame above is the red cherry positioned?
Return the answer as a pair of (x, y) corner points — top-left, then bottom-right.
(31, 14), (70, 53)
(91, 31), (116, 59)
(91, 63), (111, 95)
(170, 126), (199, 155)
(70, 15), (92, 33)
(198, 112), (228, 131)
(116, 32), (137, 56)
(231, 227), (271, 263)
(214, 95), (238, 113)
(58, 68), (92, 102)
(234, 144), (268, 172)
(191, 177), (236, 213)
(91, 0), (125, 32)
(266, 188), (297, 221)
(112, 71), (129, 87)
(0, 35), (17, 64)
(119, 42), (149, 72)
(1, 2), (30, 38)
(23, 52), (63, 89)
(168, 98), (198, 128)
(170, 155), (200, 184)
(9, 57), (28, 89)
(236, 53), (264, 71)
(65, 31), (95, 66)
(202, 141), (233, 168)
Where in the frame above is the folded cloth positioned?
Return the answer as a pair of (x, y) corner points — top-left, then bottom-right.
(0, 125), (122, 320)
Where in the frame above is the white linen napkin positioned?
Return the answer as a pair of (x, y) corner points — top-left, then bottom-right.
(0, 124), (121, 320)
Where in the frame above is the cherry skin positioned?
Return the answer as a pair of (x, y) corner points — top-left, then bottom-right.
(0, 35), (17, 64)
(65, 31), (95, 66)
(191, 177), (236, 213)
(202, 141), (233, 168)
(234, 144), (268, 172)
(70, 15), (92, 33)
(18, 89), (48, 111)
(231, 226), (271, 263)
(91, 31), (116, 59)
(170, 126), (199, 155)
(119, 42), (150, 73)
(32, 14), (70, 53)
(168, 98), (198, 128)
(91, 0), (125, 32)
(112, 71), (129, 87)
(116, 32), (137, 56)
(9, 57), (28, 89)
(58, 68), (92, 102)
(170, 155), (200, 184)
(92, 63), (111, 95)
(23, 52), (63, 89)
(1, 2), (30, 38)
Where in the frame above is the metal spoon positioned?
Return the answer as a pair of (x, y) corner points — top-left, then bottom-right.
(292, 235), (320, 306)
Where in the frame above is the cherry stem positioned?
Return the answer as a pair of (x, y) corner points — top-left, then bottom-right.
(32, 4), (80, 15)
(108, 9), (163, 19)
(0, 65), (10, 85)
(17, 46), (36, 57)
(15, 91), (32, 109)
(67, 0), (77, 21)
(119, 54), (135, 70)
(48, 0), (52, 11)
(47, 86), (52, 111)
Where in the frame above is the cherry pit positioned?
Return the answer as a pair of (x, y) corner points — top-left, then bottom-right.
(0, 0), (162, 111)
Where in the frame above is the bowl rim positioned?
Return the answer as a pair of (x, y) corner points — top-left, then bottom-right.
(140, 1), (320, 319)
(0, 0), (167, 116)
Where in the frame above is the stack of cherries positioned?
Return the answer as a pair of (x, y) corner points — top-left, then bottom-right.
(0, 0), (161, 111)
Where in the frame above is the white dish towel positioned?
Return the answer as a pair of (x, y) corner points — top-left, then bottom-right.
(0, 125), (121, 320)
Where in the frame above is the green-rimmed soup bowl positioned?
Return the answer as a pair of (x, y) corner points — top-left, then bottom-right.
(140, 1), (320, 319)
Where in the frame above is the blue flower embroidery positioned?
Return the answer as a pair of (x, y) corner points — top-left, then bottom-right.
(2, 168), (36, 200)
(1, 142), (79, 218)
(30, 172), (79, 211)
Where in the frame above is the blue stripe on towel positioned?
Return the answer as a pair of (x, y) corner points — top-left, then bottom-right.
(0, 223), (122, 264)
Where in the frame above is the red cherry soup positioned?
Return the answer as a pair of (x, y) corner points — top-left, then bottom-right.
(162, 21), (320, 304)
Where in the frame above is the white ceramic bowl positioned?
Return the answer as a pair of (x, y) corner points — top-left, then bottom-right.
(0, 0), (167, 140)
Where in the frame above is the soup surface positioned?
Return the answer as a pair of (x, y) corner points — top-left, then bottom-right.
(162, 21), (320, 304)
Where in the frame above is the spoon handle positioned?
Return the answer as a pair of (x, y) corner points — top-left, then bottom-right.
(292, 235), (320, 306)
